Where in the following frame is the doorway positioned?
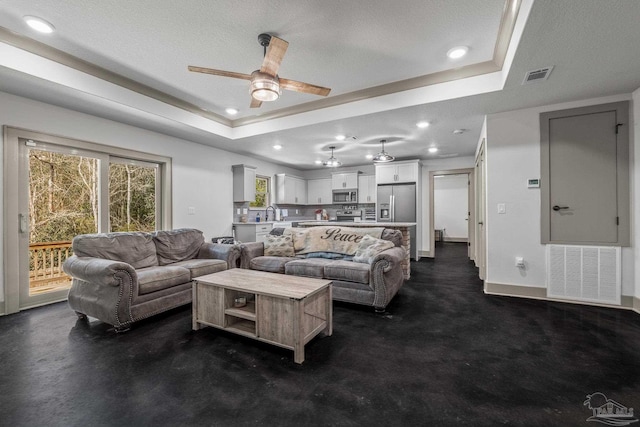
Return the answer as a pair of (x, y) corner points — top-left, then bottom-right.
(428, 168), (474, 259)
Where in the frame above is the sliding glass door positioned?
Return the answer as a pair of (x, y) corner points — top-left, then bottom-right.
(4, 127), (170, 312)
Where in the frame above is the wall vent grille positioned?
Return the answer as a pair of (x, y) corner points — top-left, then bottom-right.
(547, 245), (620, 305)
(522, 66), (553, 84)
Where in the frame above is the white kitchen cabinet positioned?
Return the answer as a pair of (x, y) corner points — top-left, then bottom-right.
(331, 172), (359, 190)
(234, 223), (273, 243)
(307, 178), (333, 205)
(275, 174), (307, 205)
(376, 161), (420, 184)
(231, 164), (257, 202)
(358, 175), (376, 203)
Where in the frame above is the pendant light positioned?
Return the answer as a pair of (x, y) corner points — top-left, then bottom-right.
(323, 146), (342, 167)
(372, 139), (395, 163)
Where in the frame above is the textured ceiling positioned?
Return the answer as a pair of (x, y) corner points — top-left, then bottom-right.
(1, 0), (640, 169)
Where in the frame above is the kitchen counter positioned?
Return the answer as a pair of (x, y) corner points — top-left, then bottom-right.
(296, 221), (416, 227)
(297, 221), (416, 279)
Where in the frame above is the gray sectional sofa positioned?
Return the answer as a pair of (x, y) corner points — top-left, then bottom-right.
(239, 226), (406, 311)
(63, 228), (239, 331)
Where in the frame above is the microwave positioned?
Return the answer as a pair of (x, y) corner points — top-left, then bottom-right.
(333, 190), (358, 203)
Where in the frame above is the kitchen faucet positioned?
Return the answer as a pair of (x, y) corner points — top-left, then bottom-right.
(265, 206), (276, 222)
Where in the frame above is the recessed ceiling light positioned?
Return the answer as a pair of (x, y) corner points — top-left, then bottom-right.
(335, 135), (346, 141)
(428, 147), (438, 153)
(273, 144), (282, 150)
(315, 160), (323, 164)
(453, 129), (465, 134)
(416, 121), (430, 128)
(24, 16), (55, 34)
(365, 154), (373, 160)
(225, 107), (238, 115)
(447, 46), (468, 59)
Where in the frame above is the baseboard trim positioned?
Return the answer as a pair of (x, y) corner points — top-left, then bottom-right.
(443, 237), (468, 243)
(419, 250), (432, 258)
(484, 282), (639, 313)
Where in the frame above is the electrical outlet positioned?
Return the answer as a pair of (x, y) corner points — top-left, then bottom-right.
(188, 207), (195, 215)
(242, 208), (248, 214)
(515, 257), (525, 268)
(236, 208), (241, 215)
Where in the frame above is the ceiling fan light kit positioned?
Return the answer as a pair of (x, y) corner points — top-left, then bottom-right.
(372, 139), (395, 163)
(250, 71), (280, 102)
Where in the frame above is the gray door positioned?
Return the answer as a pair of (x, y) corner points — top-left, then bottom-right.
(547, 110), (618, 243)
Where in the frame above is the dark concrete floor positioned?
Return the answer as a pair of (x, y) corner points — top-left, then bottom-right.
(1, 242), (639, 426)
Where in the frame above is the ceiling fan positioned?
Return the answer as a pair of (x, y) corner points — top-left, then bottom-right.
(188, 33), (331, 108)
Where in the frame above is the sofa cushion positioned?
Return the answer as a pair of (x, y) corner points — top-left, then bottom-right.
(285, 258), (333, 278)
(153, 229), (204, 265)
(171, 258), (227, 279)
(264, 234), (295, 257)
(381, 229), (402, 247)
(250, 256), (297, 273)
(324, 260), (370, 285)
(72, 232), (158, 269)
(305, 252), (345, 259)
(353, 235), (395, 264)
(137, 265), (191, 295)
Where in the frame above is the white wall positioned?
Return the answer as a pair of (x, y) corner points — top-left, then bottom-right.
(434, 174), (469, 239)
(633, 87), (640, 299)
(420, 156), (475, 251)
(485, 93), (635, 296)
(0, 91), (302, 306)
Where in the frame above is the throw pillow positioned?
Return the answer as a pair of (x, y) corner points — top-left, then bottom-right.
(264, 234), (295, 257)
(353, 235), (395, 264)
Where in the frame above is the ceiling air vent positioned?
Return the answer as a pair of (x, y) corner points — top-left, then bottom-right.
(522, 66), (553, 84)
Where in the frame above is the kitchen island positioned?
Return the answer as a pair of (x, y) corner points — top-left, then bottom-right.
(297, 221), (416, 279)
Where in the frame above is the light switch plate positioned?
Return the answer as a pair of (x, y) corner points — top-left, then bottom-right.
(497, 203), (506, 214)
(188, 207), (195, 215)
(242, 208), (248, 214)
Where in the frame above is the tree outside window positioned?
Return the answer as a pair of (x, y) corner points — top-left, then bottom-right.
(250, 176), (270, 208)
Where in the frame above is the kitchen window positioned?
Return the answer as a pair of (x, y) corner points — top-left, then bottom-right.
(250, 175), (270, 209)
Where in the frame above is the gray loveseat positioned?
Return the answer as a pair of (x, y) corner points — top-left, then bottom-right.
(239, 226), (405, 311)
(63, 228), (239, 331)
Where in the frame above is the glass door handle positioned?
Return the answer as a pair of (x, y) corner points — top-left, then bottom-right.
(19, 213), (27, 233)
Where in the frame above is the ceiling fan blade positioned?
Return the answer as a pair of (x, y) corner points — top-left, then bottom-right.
(250, 98), (262, 109)
(260, 36), (289, 76)
(187, 66), (252, 80)
(280, 78), (331, 96)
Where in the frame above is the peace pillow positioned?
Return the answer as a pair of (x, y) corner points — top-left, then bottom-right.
(264, 234), (295, 257)
(353, 235), (395, 264)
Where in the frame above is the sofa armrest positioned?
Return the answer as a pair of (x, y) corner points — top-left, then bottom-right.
(63, 255), (138, 328)
(239, 242), (265, 269)
(63, 255), (136, 288)
(369, 246), (406, 310)
(198, 242), (240, 268)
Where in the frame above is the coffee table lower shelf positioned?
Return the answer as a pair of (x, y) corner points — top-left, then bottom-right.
(192, 270), (332, 364)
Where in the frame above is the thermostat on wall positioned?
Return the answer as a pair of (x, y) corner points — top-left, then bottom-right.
(528, 179), (540, 188)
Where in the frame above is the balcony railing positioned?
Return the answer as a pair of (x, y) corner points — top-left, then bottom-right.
(29, 241), (73, 293)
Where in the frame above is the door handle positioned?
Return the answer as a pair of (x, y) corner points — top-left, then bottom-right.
(478, 221), (484, 225)
(552, 205), (570, 211)
(19, 213), (27, 233)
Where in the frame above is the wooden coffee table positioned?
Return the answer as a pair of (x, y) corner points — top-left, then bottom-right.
(192, 269), (332, 364)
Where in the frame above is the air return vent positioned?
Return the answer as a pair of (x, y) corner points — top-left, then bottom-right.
(522, 66), (553, 84)
(547, 245), (620, 305)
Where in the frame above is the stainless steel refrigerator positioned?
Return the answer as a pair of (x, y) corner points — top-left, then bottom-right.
(377, 183), (417, 260)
